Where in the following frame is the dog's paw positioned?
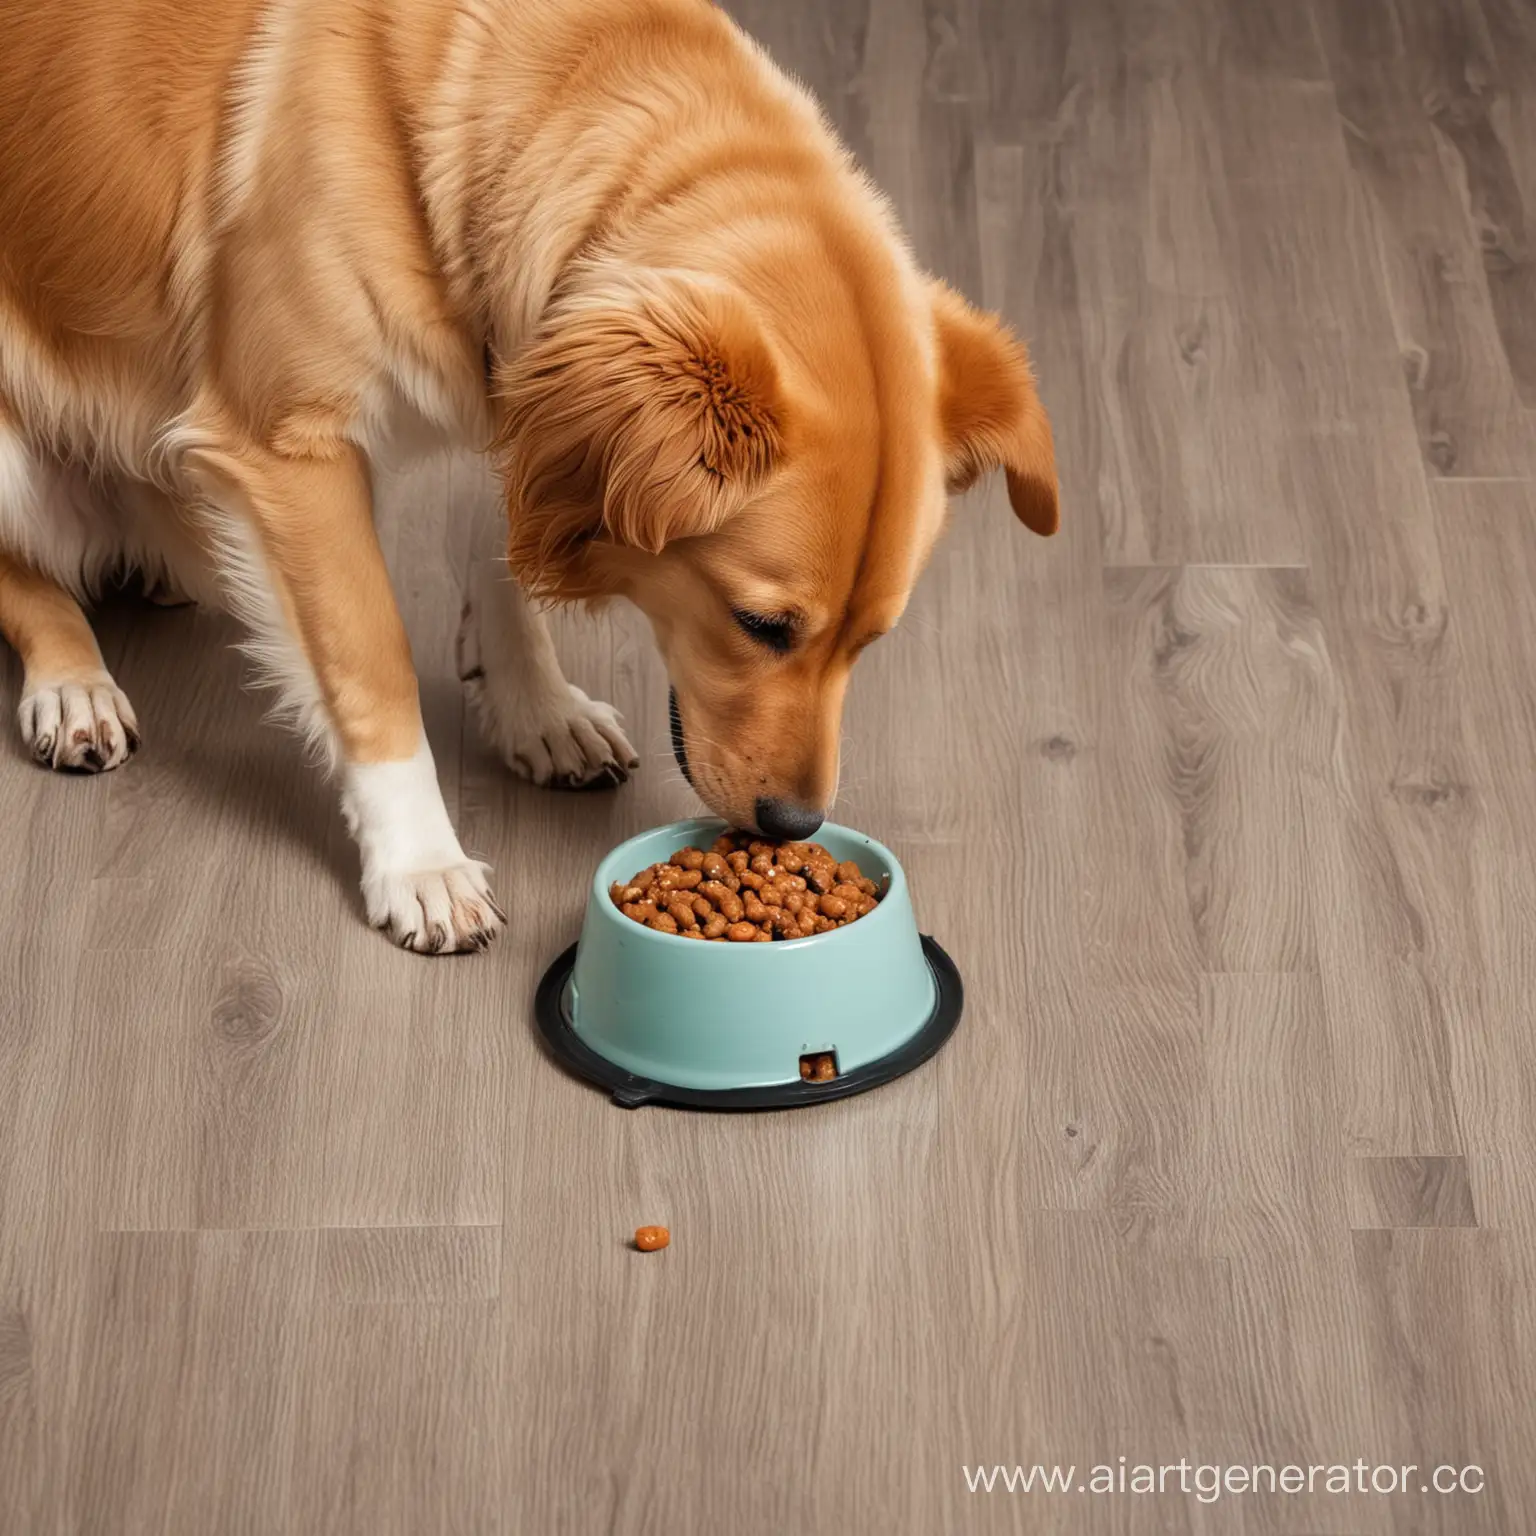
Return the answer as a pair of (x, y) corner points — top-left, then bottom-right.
(19, 674), (140, 773)
(361, 858), (507, 954)
(493, 683), (638, 790)
(456, 591), (638, 789)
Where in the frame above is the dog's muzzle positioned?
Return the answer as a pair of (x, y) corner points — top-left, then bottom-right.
(669, 687), (693, 788)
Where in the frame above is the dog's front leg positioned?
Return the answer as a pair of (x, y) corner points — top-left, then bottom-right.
(191, 438), (504, 953)
(457, 558), (637, 789)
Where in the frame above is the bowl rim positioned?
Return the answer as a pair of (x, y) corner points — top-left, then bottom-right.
(588, 816), (909, 951)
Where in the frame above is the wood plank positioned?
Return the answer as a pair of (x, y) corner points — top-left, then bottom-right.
(1431, 483), (1536, 1236)
(1093, 567), (1327, 977)
(289, 1301), (506, 1536)
(1317, 0), (1533, 476)
(316, 1226), (500, 1304)
(64, 1230), (317, 1535)
(1459, 0), (1536, 404)
(1431, 480), (1536, 970)
(1352, 1229), (1532, 1533)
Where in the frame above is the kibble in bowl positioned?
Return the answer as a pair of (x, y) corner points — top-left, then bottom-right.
(610, 830), (881, 941)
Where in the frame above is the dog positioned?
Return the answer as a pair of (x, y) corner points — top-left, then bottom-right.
(0, 0), (1057, 952)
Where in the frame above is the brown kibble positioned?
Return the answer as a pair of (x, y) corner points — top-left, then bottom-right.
(800, 1052), (838, 1082)
(613, 835), (881, 939)
(634, 1225), (670, 1252)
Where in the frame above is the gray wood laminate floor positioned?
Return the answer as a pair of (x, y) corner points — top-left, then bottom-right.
(4, 1), (1536, 1532)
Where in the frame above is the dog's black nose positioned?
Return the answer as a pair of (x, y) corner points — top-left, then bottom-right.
(754, 797), (824, 842)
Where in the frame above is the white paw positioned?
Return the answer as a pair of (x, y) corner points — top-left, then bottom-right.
(457, 604), (638, 790)
(19, 674), (140, 773)
(361, 859), (507, 955)
(343, 740), (506, 955)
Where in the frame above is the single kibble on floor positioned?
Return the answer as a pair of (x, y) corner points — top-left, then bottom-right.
(634, 1225), (670, 1252)
(609, 831), (883, 940)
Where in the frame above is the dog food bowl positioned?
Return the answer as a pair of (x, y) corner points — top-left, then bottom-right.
(534, 817), (963, 1109)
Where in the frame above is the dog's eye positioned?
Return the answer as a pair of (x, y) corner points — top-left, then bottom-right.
(732, 609), (795, 653)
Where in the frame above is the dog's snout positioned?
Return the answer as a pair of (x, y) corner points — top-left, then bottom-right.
(753, 796), (824, 842)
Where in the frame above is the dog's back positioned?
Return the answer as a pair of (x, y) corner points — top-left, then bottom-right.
(0, 0), (266, 454)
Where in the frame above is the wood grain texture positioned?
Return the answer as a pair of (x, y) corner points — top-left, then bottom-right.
(2, 1), (1535, 1532)
(1318, 0), (1535, 475)
(1349, 1155), (1479, 1229)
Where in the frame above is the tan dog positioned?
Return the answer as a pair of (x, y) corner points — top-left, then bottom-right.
(0, 0), (1057, 952)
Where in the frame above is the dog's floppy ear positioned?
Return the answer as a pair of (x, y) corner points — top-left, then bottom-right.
(931, 281), (1059, 536)
(496, 269), (784, 597)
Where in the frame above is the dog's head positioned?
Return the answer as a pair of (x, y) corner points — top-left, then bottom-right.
(495, 259), (1056, 839)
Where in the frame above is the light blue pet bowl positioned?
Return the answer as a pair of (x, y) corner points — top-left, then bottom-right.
(534, 818), (964, 1109)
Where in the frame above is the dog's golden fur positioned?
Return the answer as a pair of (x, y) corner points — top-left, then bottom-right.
(0, 0), (1056, 949)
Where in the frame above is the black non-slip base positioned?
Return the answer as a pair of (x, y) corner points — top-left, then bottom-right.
(533, 935), (964, 1110)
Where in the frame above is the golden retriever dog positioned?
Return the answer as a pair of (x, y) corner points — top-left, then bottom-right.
(0, 0), (1057, 952)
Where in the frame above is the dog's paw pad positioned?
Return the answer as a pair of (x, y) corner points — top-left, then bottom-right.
(19, 677), (140, 774)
